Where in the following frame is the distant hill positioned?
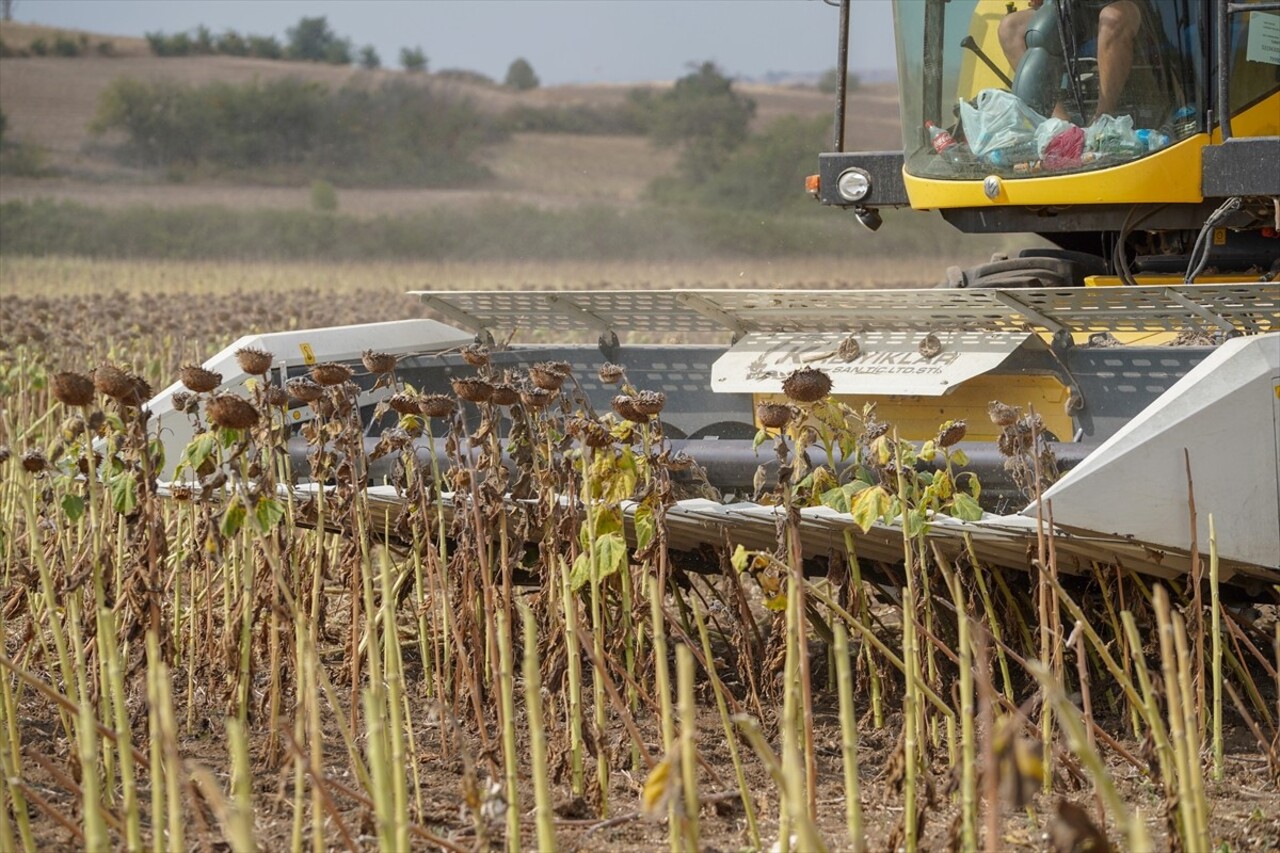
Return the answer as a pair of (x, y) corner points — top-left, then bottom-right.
(0, 20), (901, 216)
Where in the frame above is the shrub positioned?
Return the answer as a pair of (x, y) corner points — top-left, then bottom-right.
(28, 37), (47, 56)
(651, 114), (833, 213)
(193, 25), (215, 55)
(95, 40), (116, 57)
(310, 179), (338, 211)
(400, 46), (427, 73)
(90, 76), (505, 187)
(52, 34), (83, 57)
(358, 45), (381, 70)
(817, 68), (862, 95)
(0, 142), (51, 177)
(286, 16), (351, 64)
(216, 29), (247, 56)
(247, 35), (283, 60)
(642, 62), (756, 183)
(436, 68), (495, 86)
(505, 58), (540, 91)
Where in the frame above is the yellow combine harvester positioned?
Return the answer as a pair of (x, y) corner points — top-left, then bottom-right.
(150, 0), (1279, 585)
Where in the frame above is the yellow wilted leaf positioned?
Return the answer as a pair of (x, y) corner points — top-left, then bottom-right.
(641, 755), (675, 818)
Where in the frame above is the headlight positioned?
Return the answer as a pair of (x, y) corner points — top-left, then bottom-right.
(836, 168), (871, 203)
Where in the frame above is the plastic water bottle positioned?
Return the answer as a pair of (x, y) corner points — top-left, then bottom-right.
(1169, 105), (1197, 137)
(1136, 129), (1171, 152)
(926, 121), (963, 164)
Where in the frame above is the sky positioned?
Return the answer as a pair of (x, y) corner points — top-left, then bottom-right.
(11, 0), (897, 84)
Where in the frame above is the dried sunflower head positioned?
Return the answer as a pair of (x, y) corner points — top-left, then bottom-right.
(461, 344), (491, 367)
(264, 386), (290, 408)
(388, 392), (421, 415)
(92, 363), (132, 401)
(179, 364), (222, 394)
(987, 401), (1020, 427)
(310, 362), (353, 387)
(172, 391), (198, 414)
(937, 420), (967, 449)
(287, 378), (324, 403)
(567, 417), (613, 448)
(21, 448), (48, 473)
(917, 333), (943, 360)
(419, 394), (457, 418)
(122, 374), (153, 408)
(52, 371), (95, 407)
(206, 393), (260, 430)
(361, 350), (398, 374)
(756, 402), (793, 429)
(236, 347), (273, 375)
(528, 363), (566, 391)
(864, 418), (890, 441)
(520, 386), (555, 409)
(782, 367), (832, 403)
(169, 483), (195, 502)
(611, 395), (644, 422)
(597, 362), (625, 385)
(632, 390), (666, 416)
(452, 377), (494, 403)
(490, 384), (520, 407)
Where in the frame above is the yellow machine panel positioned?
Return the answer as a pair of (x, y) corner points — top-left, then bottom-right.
(756, 372), (1073, 442)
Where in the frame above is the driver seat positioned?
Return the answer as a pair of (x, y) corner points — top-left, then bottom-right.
(1011, 0), (1182, 127)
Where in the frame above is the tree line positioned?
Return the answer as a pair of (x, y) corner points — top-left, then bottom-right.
(83, 59), (826, 212)
(141, 15), (535, 86)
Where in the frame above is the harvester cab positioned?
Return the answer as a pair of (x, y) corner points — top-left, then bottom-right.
(816, 0), (1280, 286)
(149, 0), (1280, 588)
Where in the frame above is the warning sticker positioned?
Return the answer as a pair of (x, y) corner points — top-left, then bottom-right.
(712, 330), (1037, 397)
(1247, 12), (1280, 66)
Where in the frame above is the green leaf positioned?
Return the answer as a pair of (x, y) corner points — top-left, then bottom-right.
(147, 438), (166, 472)
(108, 474), (137, 515)
(634, 503), (655, 551)
(217, 427), (245, 446)
(399, 413), (423, 433)
(850, 485), (891, 533)
(904, 508), (927, 539)
(252, 496), (285, 533)
(763, 592), (788, 611)
(950, 492), (984, 522)
(220, 498), (247, 538)
(845, 479), (872, 498)
(594, 532), (628, 582)
(730, 544), (749, 573)
(918, 440), (937, 463)
(61, 494), (85, 522)
(569, 532), (629, 591)
(819, 485), (849, 513)
(949, 448), (969, 467)
(753, 428), (768, 452)
(569, 553), (591, 592)
(177, 432), (218, 476)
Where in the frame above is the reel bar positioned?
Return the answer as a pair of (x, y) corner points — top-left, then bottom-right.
(410, 283), (1278, 339)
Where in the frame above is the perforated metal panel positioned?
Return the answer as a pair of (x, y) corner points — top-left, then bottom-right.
(412, 283), (1280, 338)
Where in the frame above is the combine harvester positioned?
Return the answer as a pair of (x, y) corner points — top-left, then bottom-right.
(150, 0), (1279, 586)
